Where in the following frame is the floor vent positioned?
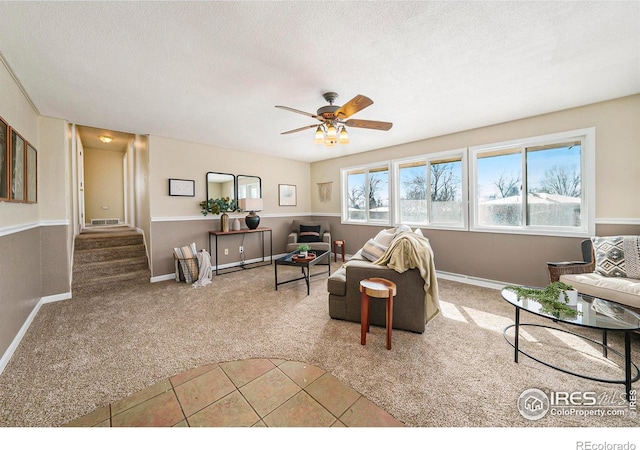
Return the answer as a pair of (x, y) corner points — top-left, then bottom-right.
(90, 219), (120, 226)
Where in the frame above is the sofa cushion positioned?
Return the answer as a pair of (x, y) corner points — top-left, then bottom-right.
(560, 273), (640, 310)
(373, 228), (397, 247)
(298, 224), (322, 242)
(327, 267), (347, 296)
(361, 238), (388, 262)
(592, 236), (640, 279)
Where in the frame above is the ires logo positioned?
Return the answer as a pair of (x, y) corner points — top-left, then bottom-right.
(550, 391), (597, 406)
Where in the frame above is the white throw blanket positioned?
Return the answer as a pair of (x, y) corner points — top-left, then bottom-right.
(373, 231), (440, 323)
(192, 250), (213, 288)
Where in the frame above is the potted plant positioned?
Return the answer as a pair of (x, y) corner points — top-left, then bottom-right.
(199, 197), (238, 232)
(503, 281), (581, 318)
(297, 243), (310, 258)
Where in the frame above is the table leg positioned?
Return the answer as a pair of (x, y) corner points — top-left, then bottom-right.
(514, 307), (520, 363)
(274, 262), (278, 291)
(386, 294), (393, 350)
(361, 292), (369, 345)
(305, 265), (310, 296)
(602, 330), (608, 358)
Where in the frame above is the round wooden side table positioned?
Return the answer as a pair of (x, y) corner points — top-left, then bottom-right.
(359, 277), (397, 350)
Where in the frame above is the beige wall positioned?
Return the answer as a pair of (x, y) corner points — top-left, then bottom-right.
(83, 147), (125, 224)
(0, 60), (72, 361)
(311, 95), (640, 286)
(147, 135), (312, 277)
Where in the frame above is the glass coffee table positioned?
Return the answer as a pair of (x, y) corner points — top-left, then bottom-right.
(275, 250), (330, 295)
(501, 288), (640, 399)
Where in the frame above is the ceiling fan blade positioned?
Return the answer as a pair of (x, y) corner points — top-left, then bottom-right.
(275, 105), (321, 120)
(334, 95), (373, 119)
(281, 124), (319, 135)
(345, 119), (393, 131)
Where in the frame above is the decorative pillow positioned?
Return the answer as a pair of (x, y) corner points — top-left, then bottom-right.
(414, 228), (424, 236)
(397, 224), (412, 233)
(592, 236), (640, 279)
(361, 238), (388, 262)
(373, 228), (397, 247)
(174, 243), (199, 283)
(298, 224), (321, 243)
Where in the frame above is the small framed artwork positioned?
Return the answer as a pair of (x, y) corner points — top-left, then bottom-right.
(11, 128), (26, 202)
(26, 142), (37, 203)
(279, 184), (297, 206)
(169, 178), (195, 197)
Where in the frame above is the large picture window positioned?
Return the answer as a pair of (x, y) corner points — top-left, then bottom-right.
(395, 149), (466, 229)
(343, 164), (390, 224)
(471, 128), (594, 236)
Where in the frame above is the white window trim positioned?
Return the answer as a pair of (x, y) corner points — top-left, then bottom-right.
(469, 127), (595, 237)
(392, 148), (468, 231)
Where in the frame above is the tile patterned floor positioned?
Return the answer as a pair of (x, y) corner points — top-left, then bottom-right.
(63, 358), (404, 427)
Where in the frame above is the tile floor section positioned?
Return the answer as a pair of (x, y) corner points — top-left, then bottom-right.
(64, 358), (404, 427)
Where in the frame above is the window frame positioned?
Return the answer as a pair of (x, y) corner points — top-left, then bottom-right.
(392, 148), (468, 230)
(341, 161), (392, 226)
(469, 127), (595, 237)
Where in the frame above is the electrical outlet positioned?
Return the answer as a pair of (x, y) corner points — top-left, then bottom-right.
(239, 246), (244, 254)
(224, 248), (229, 255)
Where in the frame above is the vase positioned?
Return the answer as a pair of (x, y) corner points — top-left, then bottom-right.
(245, 212), (260, 230)
(559, 289), (578, 306)
(232, 218), (241, 231)
(220, 212), (229, 232)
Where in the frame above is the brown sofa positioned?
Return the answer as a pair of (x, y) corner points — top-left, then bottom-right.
(327, 229), (436, 333)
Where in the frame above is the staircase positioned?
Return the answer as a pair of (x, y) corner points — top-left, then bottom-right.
(72, 227), (150, 296)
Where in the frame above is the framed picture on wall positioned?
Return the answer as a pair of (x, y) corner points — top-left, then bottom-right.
(26, 142), (37, 203)
(11, 128), (25, 202)
(278, 184), (297, 206)
(169, 178), (195, 197)
(0, 117), (7, 200)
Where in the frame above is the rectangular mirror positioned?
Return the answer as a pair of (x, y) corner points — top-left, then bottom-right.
(237, 175), (261, 199)
(206, 172), (236, 203)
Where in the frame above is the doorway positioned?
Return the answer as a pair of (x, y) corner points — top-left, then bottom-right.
(75, 125), (134, 231)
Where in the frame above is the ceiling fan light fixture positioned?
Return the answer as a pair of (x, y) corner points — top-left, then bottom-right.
(325, 123), (337, 140)
(338, 126), (349, 144)
(314, 126), (324, 144)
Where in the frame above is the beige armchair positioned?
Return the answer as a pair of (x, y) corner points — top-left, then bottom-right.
(286, 220), (331, 253)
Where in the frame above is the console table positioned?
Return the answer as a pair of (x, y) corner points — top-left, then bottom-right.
(208, 227), (272, 275)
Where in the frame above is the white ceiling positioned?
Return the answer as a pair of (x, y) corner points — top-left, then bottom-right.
(0, 1), (638, 163)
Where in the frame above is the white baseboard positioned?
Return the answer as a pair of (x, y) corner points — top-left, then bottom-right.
(0, 291), (72, 375)
(435, 270), (510, 290)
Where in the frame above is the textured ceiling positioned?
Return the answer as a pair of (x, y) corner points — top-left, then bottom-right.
(0, 1), (638, 163)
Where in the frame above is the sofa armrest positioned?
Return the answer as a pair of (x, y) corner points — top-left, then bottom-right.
(287, 232), (298, 245)
(322, 232), (331, 245)
(547, 260), (595, 283)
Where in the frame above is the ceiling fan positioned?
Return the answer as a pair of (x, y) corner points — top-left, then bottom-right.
(276, 92), (393, 147)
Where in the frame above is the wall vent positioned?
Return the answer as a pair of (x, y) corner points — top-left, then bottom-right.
(90, 219), (120, 226)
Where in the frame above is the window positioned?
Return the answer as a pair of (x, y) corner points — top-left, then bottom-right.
(395, 149), (466, 229)
(342, 164), (390, 224)
(471, 128), (594, 236)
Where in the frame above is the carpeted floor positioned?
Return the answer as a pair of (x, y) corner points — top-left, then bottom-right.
(0, 264), (638, 429)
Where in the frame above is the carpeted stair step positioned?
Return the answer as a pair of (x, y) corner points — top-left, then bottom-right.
(71, 270), (151, 297)
(73, 256), (149, 282)
(74, 232), (144, 251)
(74, 244), (147, 264)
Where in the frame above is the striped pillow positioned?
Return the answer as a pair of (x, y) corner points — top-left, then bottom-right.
(361, 238), (388, 262)
(174, 243), (199, 283)
(298, 224), (322, 243)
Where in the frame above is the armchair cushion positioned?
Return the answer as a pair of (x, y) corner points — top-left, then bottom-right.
(592, 236), (640, 279)
(298, 224), (322, 242)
